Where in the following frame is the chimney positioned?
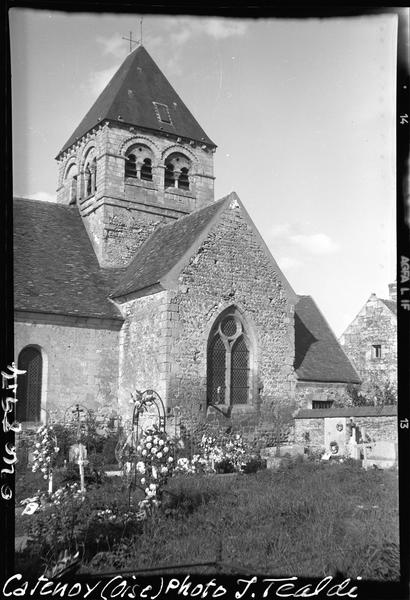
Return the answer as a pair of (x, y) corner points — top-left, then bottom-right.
(388, 281), (397, 302)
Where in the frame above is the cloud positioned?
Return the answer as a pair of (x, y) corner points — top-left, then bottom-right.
(97, 35), (130, 59)
(89, 66), (118, 96)
(27, 191), (55, 203)
(276, 256), (302, 271)
(289, 233), (339, 255)
(269, 223), (293, 238)
(202, 19), (248, 39)
(151, 17), (248, 50)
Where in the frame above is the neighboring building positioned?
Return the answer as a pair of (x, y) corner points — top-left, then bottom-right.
(339, 284), (397, 389)
(14, 45), (360, 435)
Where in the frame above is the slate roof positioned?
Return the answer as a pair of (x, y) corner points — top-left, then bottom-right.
(380, 298), (397, 315)
(110, 196), (230, 298)
(14, 198), (124, 321)
(294, 295), (361, 384)
(59, 45), (215, 156)
(295, 406), (397, 419)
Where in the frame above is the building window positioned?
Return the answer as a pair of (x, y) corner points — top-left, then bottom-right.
(164, 153), (191, 190)
(141, 158), (152, 181)
(207, 310), (250, 406)
(85, 156), (97, 196)
(312, 400), (333, 409)
(125, 146), (154, 181)
(153, 101), (172, 124)
(164, 162), (175, 188)
(125, 153), (137, 177)
(16, 347), (42, 423)
(178, 167), (190, 190)
(372, 344), (382, 359)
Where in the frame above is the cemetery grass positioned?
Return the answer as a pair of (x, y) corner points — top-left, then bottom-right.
(84, 460), (399, 580)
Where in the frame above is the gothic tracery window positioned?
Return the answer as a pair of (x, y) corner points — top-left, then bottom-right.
(17, 346), (43, 423)
(207, 310), (250, 406)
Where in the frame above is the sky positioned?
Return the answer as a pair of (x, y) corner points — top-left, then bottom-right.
(9, 9), (397, 337)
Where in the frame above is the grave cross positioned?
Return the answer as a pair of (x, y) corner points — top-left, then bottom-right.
(72, 403), (84, 441)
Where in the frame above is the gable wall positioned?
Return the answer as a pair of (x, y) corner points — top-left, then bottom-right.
(14, 315), (120, 424)
(162, 203), (297, 434)
(339, 296), (397, 384)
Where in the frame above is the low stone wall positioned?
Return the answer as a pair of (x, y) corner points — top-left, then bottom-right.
(294, 406), (397, 451)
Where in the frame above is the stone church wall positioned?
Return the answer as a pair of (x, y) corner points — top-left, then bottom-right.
(164, 202), (296, 434)
(14, 314), (121, 423)
(117, 291), (170, 420)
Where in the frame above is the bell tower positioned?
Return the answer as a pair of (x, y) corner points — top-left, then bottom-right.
(55, 45), (216, 267)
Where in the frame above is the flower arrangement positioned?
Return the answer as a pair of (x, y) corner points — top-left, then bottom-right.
(31, 425), (60, 493)
(132, 425), (176, 514)
(199, 432), (247, 472)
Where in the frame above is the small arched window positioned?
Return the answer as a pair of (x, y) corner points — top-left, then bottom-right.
(17, 346), (43, 423)
(164, 153), (191, 190)
(141, 158), (152, 181)
(164, 163), (175, 188)
(179, 167), (190, 190)
(207, 310), (250, 407)
(84, 155), (97, 197)
(65, 163), (78, 204)
(125, 153), (137, 177)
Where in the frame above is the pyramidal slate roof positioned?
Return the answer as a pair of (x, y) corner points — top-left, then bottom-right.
(14, 198), (124, 321)
(294, 295), (361, 384)
(59, 45), (215, 156)
(111, 196), (230, 299)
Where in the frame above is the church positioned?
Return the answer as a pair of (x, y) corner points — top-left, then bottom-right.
(14, 44), (360, 435)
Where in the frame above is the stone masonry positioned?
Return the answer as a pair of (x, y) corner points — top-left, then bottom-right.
(14, 313), (121, 424)
(56, 122), (215, 267)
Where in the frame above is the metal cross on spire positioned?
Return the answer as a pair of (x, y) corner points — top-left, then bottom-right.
(122, 17), (144, 54)
(122, 31), (139, 53)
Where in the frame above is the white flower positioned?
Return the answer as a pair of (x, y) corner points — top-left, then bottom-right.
(157, 452), (163, 459)
(141, 477), (146, 485)
(168, 457), (173, 463)
(145, 487), (150, 494)
(146, 436), (152, 442)
(160, 466), (168, 474)
(151, 447), (157, 454)
(146, 443), (152, 450)
(163, 446), (169, 454)
(136, 461), (146, 473)
(149, 483), (156, 490)
(137, 446), (142, 452)
(142, 449), (147, 456)
(159, 440), (164, 446)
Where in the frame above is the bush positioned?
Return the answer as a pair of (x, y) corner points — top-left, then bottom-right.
(215, 458), (236, 474)
(241, 456), (266, 474)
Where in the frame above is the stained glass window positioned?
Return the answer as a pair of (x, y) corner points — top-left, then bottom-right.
(207, 312), (250, 407)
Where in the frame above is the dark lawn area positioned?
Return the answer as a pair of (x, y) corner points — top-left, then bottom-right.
(15, 460), (399, 580)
